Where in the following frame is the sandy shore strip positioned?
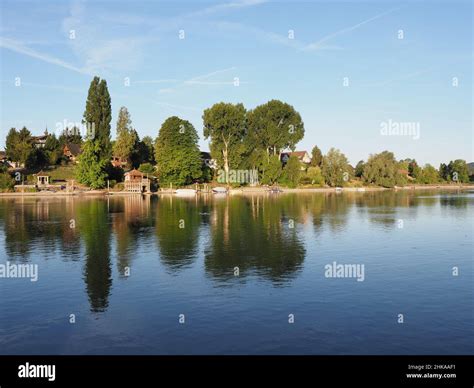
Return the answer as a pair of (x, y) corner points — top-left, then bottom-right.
(0, 184), (471, 198)
(228, 185), (471, 194)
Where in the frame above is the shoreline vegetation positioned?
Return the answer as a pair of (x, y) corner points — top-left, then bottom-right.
(1, 76), (472, 194)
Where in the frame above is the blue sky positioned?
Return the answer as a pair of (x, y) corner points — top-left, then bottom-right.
(0, 0), (472, 166)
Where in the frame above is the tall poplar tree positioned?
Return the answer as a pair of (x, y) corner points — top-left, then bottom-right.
(113, 106), (137, 168)
(76, 77), (112, 189)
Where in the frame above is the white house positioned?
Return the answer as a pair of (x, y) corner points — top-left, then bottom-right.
(280, 151), (312, 166)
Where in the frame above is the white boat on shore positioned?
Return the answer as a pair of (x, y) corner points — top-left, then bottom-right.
(335, 187), (343, 192)
(212, 187), (228, 194)
(175, 189), (197, 196)
(356, 187), (366, 192)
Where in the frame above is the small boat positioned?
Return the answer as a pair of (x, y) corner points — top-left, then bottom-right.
(175, 189), (197, 196)
(356, 187), (366, 192)
(267, 186), (283, 193)
(212, 187), (228, 194)
(335, 187), (343, 192)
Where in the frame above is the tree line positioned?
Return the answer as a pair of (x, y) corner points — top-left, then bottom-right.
(0, 76), (471, 190)
(5, 126), (81, 169)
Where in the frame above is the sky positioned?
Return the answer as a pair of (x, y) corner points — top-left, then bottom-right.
(0, 0), (472, 166)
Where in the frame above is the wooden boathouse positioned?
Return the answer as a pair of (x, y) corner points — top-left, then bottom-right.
(124, 169), (151, 193)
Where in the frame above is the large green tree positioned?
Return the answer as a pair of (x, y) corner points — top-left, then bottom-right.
(76, 77), (112, 188)
(154, 116), (202, 186)
(439, 160), (469, 183)
(83, 76), (112, 158)
(59, 126), (82, 146)
(113, 106), (138, 168)
(5, 127), (36, 167)
(448, 159), (469, 183)
(5, 127), (38, 168)
(5, 128), (20, 161)
(76, 141), (109, 189)
(203, 102), (246, 184)
(239, 131), (264, 174)
(355, 160), (365, 178)
(419, 164), (440, 184)
(44, 133), (62, 165)
(408, 160), (421, 180)
(321, 148), (349, 187)
(139, 136), (155, 164)
(247, 100), (304, 160)
(261, 155), (283, 185)
(439, 163), (450, 181)
(398, 158), (411, 172)
(310, 145), (323, 167)
(282, 155), (301, 188)
(362, 151), (405, 188)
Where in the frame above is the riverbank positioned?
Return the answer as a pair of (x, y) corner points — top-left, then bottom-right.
(226, 185), (472, 195)
(0, 184), (471, 197)
(274, 184), (472, 194)
(0, 190), (108, 197)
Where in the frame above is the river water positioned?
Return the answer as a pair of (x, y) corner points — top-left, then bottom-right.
(0, 190), (472, 354)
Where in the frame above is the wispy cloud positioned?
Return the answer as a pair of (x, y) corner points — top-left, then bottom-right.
(0, 37), (87, 74)
(184, 0), (267, 18)
(62, 0), (156, 75)
(215, 8), (396, 52)
(184, 80), (237, 85)
(0, 0), (267, 76)
(359, 68), (433, 88)
(155, 102), (201, 112)
(303, 8), (398, 51)
(158, 67), (241, 93)
(96, 0), (266, 27)
(184, 67), (237, 85)
(17, 81), (84, 93)
(133, 79), (178, 85)
(215, 22), (342, 52)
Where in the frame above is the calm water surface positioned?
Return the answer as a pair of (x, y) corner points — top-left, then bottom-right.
(0, 191), (472, 354)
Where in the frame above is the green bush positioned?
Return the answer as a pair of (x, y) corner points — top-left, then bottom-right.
(0, 173), (15, 192)
(306, 166), (325, 186)
(299, 174), (311, 185)
(418, 164), (440, 184)
(281, 155), (301, 188)
(138, 163), (155, 174)
(363, 151), (405, 188)
(114, 182), (124, 191)
(322, 148), (350, 187)
(261, 155), (282, 185)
